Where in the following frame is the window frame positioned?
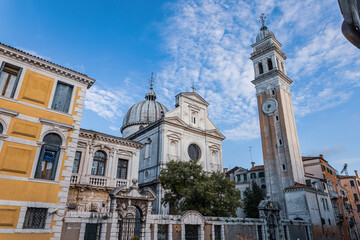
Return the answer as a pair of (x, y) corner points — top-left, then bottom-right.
(117, 159), (129, 179)
(72, 151), (82, 173)
(258, 62), (264, 74)
(51, 81), (74, 113)
(91, 150), (107, 176)
(23, 207), (48, 229)
(0, 62), (22, 98)
(34, 133), (62, 181)
(188, 144), (201, 161)
(267, 58), (273, 71)
(350, 180), (355, 187)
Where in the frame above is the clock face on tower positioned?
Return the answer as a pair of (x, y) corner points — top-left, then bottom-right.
(262, 98), (278, 115)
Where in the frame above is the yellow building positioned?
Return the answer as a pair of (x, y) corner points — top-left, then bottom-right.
(0, 42), (95, 240)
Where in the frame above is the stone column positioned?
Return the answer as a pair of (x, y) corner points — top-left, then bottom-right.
(78, 222), (86, 240)
(211, 224), (215, 240)
(109, 209), (119, 240)
(200, 224), (204, 240)
(221, 225), (225, 240)
(181, 223), (185, 240)
(100, 223), (107, 240)
(143, 223), (152, 240)
(153, 223), (158, 240)
(168, 224), (173, 240)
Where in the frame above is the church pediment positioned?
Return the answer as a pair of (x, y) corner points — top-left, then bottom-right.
(164, 116), (188, 127)
(177, 92), (209, 106)
(207, 129), (226, 140)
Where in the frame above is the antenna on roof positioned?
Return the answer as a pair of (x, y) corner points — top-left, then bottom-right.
(249, 146), (253, 162)
(341, 164), (348, 176)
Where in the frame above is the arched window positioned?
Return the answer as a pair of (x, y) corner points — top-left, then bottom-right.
(91, 151), (107, 176)
(35, 133), (62, 180)
(267, 58), (273, 70)
(258, 62), (264, 74)
(0, 123), (3, 134)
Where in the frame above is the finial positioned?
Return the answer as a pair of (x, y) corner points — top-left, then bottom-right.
(259, 13), (266, 27)
(149, 72), (155, 90)
(191, 84), (196, 92)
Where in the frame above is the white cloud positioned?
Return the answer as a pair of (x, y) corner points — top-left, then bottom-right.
(155, 0), (360, 141)
(109, 126), (120, 131)
(84, 86), (137, 121)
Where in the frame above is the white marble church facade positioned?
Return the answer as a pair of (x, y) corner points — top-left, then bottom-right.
(121, 84), (225, 214)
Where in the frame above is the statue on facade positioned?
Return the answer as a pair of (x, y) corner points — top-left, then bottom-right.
(338, 0), (360, 48)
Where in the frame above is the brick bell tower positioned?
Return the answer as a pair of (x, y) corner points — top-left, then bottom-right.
(250, 15), (305, 214)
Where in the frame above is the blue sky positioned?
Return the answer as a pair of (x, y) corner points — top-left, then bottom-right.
(1, 0), (359, 174)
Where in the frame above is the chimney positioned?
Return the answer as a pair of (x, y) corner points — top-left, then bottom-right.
(223, 168), (228, 173)
(319, 154), (323, 159)
(355, 170), (359, 178)
(251, 162), (255, 168)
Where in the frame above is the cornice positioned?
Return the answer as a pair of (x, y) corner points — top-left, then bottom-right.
(0, 43), (95, 89)
(39, 117), (74, 130)
(79, 129), (143, 149)
(128, 117), (225, 141)
(0, 107), (19, 117)
(251, 69), (293, 86)
(250, 44), (286, 60)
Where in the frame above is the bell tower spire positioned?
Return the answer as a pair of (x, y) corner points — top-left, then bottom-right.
(250, 15), (305, 213)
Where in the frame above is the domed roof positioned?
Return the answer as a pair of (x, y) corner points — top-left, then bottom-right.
(121, 84), (168, 133)
(256, 25), (275, 42)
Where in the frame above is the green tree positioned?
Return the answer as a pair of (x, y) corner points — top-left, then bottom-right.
(243, 181), (264, 218)
(159, 160), (241, 217)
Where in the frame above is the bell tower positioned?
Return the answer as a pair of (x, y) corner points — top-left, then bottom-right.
(250, 15), (305, 210)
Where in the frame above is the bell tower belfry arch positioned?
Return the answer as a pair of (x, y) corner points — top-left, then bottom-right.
(250, 14), (305, 213)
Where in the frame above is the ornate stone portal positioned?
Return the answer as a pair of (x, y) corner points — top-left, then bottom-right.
(258, 194), (283, 240)
(109, 178), (156, 240)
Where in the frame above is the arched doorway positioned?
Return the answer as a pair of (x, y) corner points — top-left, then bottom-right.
(118, 206), (143, 240)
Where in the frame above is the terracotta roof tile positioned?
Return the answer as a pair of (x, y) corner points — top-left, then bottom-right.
(250, 165), (264, 171)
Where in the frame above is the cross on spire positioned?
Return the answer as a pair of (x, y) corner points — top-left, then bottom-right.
(191, 84), (196, 92)
(259, 13), (266, 28)
(149, 72), (155, 90)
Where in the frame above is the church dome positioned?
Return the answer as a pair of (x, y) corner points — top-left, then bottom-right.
(256, 25), (275, 42)
(121, 83), (168, 137)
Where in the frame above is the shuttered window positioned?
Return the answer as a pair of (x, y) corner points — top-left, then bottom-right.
(51, 81), (73, 113)
(0, 62), (22, 98)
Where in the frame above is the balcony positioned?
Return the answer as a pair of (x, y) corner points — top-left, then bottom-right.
(330, 190), (338, 199)
(88, 176), (108, 186)
(336, 214), (344, 223)
(116, 179), (128, 188)
(349, 217), (356, 226)
(70, 174), (80, 184)
(70, 174), (130, 188)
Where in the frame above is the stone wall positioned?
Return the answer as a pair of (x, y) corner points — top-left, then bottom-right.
(223, 224), (257, 240)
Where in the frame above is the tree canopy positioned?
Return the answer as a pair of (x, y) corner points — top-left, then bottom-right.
(159, 160), (241, 217)
(243, 181), (264, 218)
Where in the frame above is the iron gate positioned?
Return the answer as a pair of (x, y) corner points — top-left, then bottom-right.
(118, 208), (143, 240)
(214, 225), (221, 240)
(185, 224), (199, 240)
(84, 223), (101, 240)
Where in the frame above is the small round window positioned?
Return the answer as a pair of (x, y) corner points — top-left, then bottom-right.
(188, 144), (201, 161)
